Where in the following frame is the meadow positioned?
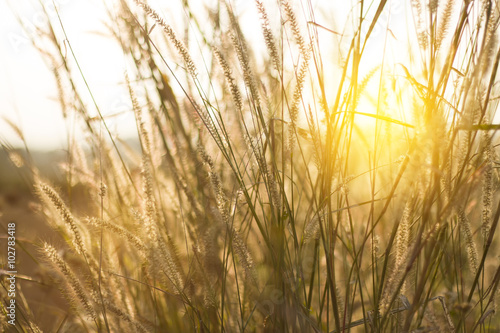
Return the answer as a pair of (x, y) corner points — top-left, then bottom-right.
(1, 0), (500, 332)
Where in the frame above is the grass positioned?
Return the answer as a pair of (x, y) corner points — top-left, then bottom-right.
(2, 0), (500, 331)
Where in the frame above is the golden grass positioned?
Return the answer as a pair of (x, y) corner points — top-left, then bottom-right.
(2, 0), (500, 331)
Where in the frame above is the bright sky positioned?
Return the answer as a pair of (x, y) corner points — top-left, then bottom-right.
(0, 0), (131, 151)
(0, 0), (413, 151)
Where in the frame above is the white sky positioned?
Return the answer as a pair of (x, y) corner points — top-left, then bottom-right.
(0, 0), (131, 151)
(0, 0), (415, 151)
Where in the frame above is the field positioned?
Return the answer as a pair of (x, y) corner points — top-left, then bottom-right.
(2, 0), (500, 332)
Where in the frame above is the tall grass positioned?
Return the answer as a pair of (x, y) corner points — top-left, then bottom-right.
(2, 0), (500, 331)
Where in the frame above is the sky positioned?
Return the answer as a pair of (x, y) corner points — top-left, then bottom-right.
(0, 0), (411, 151)
(0, 0), (131, 151)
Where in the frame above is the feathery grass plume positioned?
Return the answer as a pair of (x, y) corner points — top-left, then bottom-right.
(336, 286), (346, 326)
(411, 0), (428, 49)
(201, 224), (222, 278)
(303, 214), (322, 243)
(482, 132), (493, 240)
(396, 201), (411, 266)
(246, 129), (282, 213)
(133, 0), (197, 78)
(267, 166), (282, 214)
(340, 175), (353, 196)
(282, 0), (311, 154)
(127, 72), (151, 156)
(146, 224), (185, 294)
(191, 240), (219, 308)
(93, 294), (149, 333)
(306, 105), (322, 168)
(37, 182), (90, 259)
(478, 17), (499, 77)
(43, 243), (97, 321)
(139, 155), (161, 261)
(428, 0), (439, 14)
(198, 145), (257, 284)
(380, 241), (404, 314)
(456, 99), (479, 167)
(161, 233), (185, 289)
(230, 227), (258, 285)
(441, 156), (452, 204)
(7, 150), (24, 168)
(140, 155), (184, 292)
(395, 200), (411, 292)
(282, 0), (308, 58)
(435, 0), (455, 50)
(457, 209), (478, 274)
(191, 98), (226, 149)
(99, 145), (134, 207)
(381, 269), (408, 318)
(213, 47), (243, 114)
(255, 0), (281, 72)
(85, 217), (147, 255)
(372, 234), (380, 259)
(2, 116), (26, 143)
(99, 182), (107, 198)
(61, 142), (97, 189)
(50, 56), (68, 119)
(287, 52), (310, 153)
(199, 146), (228, 212)
(26, 320), (43, 333)
(157, 140), (204, 221)
(141, 154), (157, 224)
(227, 18), (261, 110)
(354, 66), (381, 108)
